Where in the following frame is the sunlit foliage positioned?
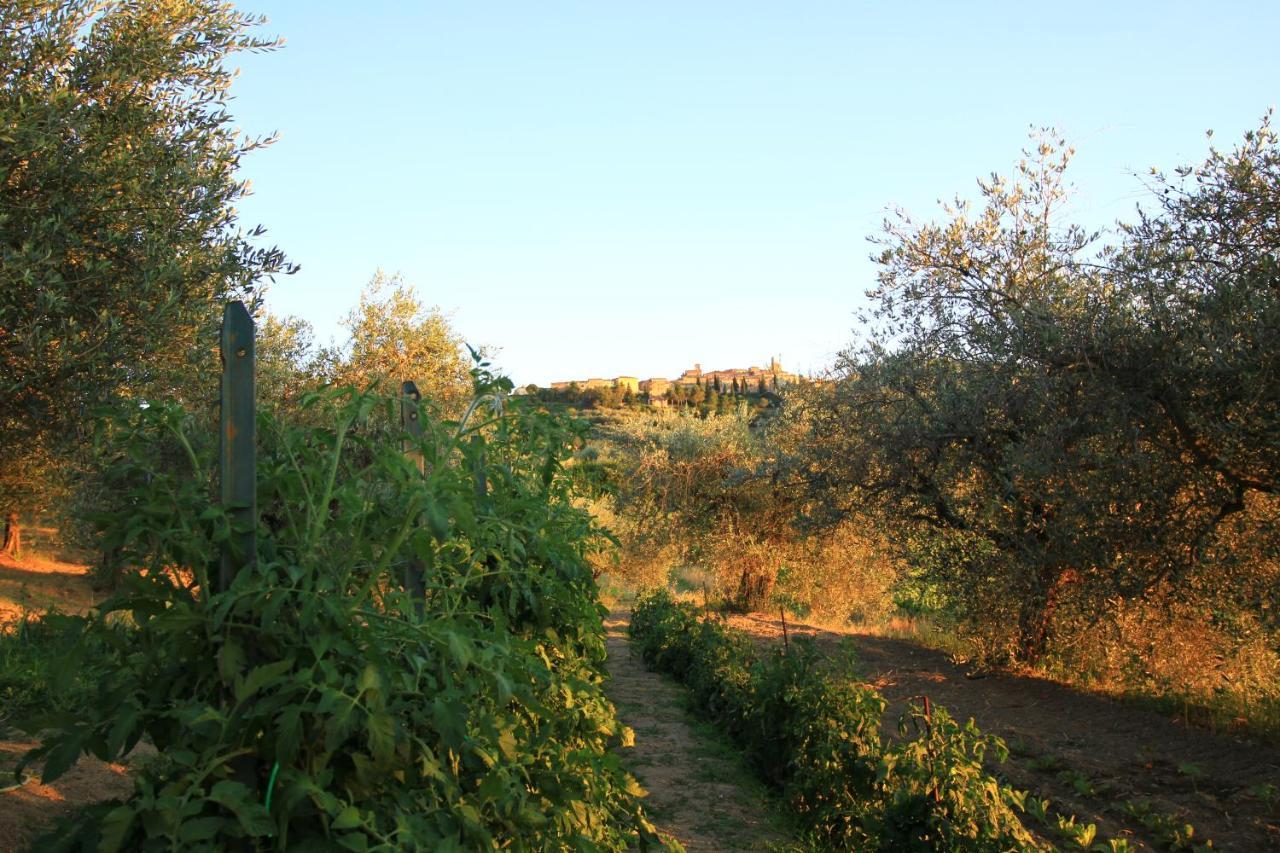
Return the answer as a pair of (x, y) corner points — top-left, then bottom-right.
(799, 119), (1280, 669)
(0, 0), (292, 528)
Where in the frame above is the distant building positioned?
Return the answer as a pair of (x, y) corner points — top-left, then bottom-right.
(640, 377), (672, 397)
(700, 356), (798, 391)
(675, 363), (703, 386)
(544, 356), (800, 403)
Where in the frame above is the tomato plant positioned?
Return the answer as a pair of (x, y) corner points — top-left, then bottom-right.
(631, 590), (1038, 850)
(24, 375), (660, 850)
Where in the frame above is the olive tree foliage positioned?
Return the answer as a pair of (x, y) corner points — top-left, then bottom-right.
(801, 123), (1280, 664)
(599, 407), (803, 608)
(1106, 121), (1280, 528)
(0, 0), (292, 519)
(222, 275), (475, 421)
(326, 271), (475, 415)
(255, 313), (323, 412)
(592, 399), (901, 619)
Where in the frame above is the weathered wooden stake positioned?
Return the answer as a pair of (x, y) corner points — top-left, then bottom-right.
(401, 381), (426, 617)
(219, 302), (260, 835)
(219, 301), (256, 591)
(780, 607), (790, 652)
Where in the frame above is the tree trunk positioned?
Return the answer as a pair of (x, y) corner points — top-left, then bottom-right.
(95, 544), (125, 590)
(735, 566), (774, 611)
(1016, 568), (1078, 665)
(2, 512), (20, 558)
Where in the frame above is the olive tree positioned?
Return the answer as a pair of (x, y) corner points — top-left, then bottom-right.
(803, 125), (1280, 664)
(1105, 118), (1280, 531)
(0, 1), (292, 535)
(328, 271), (475, 414)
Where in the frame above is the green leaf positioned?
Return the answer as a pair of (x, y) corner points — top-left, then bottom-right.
(106, 706), (141, 757)
(276, 707), (303, 764)
(209, 779), (275, 837)
(332, 805), (362, 830)
(217, 637), (245, 683)
(433, 698), (467, 749)
(40, 736), (82, 784)
(496, 728), (518, 761)
(446, 632), (472, 669)
(235, 657), (295, 704)
(180, 816), (230, 842)
(98, 804), (136, 853)
(367, 712), (396, 763)
(357, 663), (380, 695)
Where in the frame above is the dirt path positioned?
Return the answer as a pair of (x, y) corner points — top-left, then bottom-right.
(0, 741), (153, 852)
(0, 551), (97, 626)
(0, 551), (131, 851)
(603, 611), (791, 852)
(727, 612), (1280, 851)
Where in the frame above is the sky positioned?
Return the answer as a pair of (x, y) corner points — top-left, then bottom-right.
(228, 1), (1280, 386)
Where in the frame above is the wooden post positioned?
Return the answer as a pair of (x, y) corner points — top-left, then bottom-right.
(780, 607), (789, 652)
(401, 381), (426, 617)
(219, 301), (256, 591)
(219, 302), (259, 833)
(401, 382), (425, 471)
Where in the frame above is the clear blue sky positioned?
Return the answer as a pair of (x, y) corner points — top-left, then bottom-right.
(228, 1), (1279, 386)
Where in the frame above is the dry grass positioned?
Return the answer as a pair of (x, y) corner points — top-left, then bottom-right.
(844, 612), (975, 661)
(843, 591), (1280, 745)
(1044, 590), (1280, 745)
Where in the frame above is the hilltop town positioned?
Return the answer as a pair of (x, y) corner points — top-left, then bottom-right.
(542, 357), (801, 402)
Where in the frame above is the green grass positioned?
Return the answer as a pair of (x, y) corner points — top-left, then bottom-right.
(595, 573), (640, 608)
(0, 613), (117, 731)
(1027, 752), (1069, 773)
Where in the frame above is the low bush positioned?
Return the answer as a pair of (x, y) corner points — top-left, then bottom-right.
(630, 590), (1039, 851)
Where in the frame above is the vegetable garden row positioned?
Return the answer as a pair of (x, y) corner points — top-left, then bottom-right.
(629, 591), (1159, 852)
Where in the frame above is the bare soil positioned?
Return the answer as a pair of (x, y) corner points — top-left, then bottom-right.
(0, 740), (154, 853)
(603, 610), (792, 852)
(0, 550), (97, 627)
(0, 550), (125, 851)
(727, 611), (1280, 851)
